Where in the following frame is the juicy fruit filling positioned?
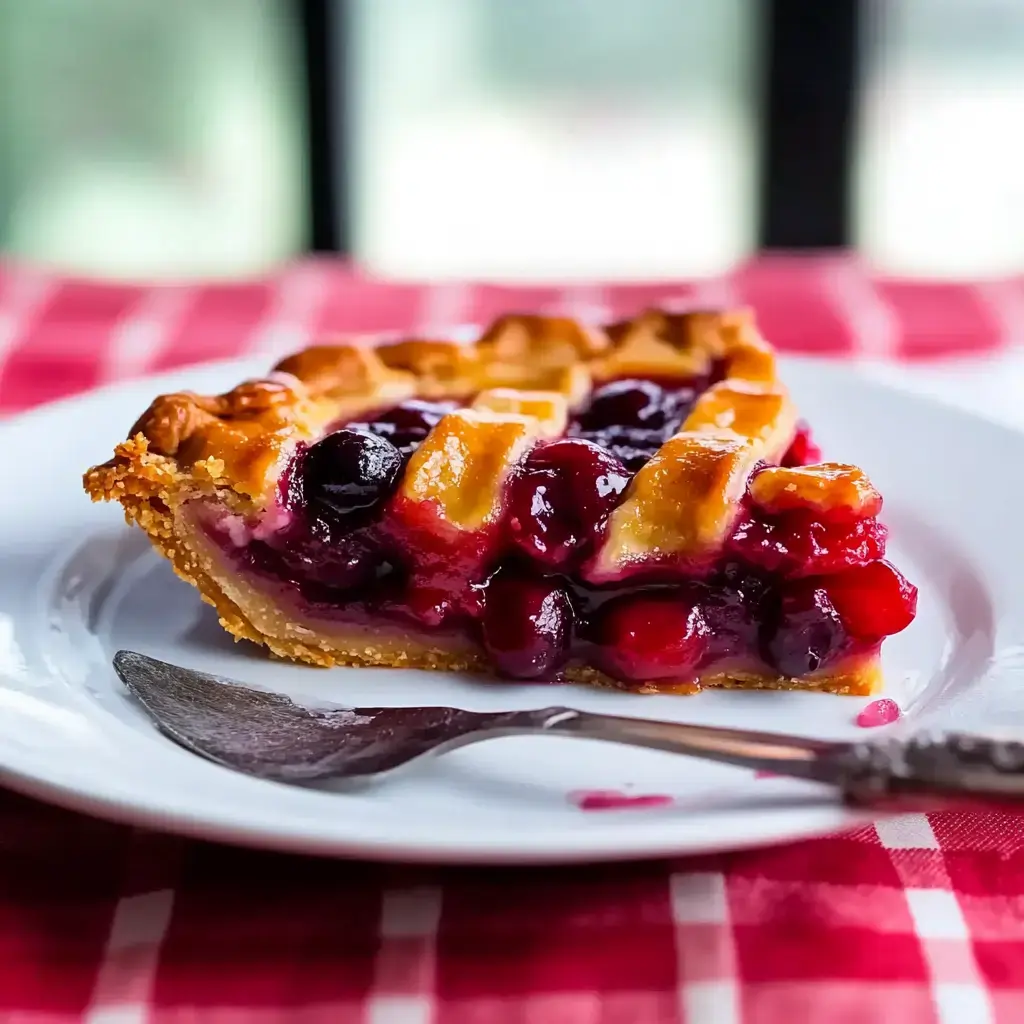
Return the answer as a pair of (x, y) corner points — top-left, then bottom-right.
(202, 378), (917, 687)
(569, 377), (699, 472)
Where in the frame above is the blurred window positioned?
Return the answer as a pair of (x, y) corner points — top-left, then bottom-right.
(855, 0), (1024, 276)
(346, 0), (757, 280)
(3, 1), (1024, 280)
(0, 0), (306, 280)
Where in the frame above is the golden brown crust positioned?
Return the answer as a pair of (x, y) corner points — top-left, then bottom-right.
(590, 380), (800, 579)
(119, 383), (319, 502)
(397, 409), (545, 531)
(375, 338), (482, 398)
(90, 308), (771, 496)
(83, 306), (885, 693)
(749, 462), (883, 518)
(588, 433), (765, 580)
(87, 307), (788, 509)
(565, 657), (881, 696)
(683, 381), (798, 456)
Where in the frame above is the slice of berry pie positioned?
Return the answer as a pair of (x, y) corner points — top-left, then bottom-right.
(84, 308), (917, 695)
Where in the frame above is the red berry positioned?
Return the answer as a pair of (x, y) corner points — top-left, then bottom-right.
(380, 497), (499, 625)
(506, 439), (629, 568)
(595, 595), (709, 682)
(729, 509), (887, 577)
(818, 560), (918, 641)
(481, 575), (573, 679)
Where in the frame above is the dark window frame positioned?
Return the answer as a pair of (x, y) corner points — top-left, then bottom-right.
(298, 0), (346, 253)
(757, 0), (861, 249)
(299, 0), (862, 257)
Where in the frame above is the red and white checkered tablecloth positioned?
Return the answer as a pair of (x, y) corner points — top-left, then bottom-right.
(2, 255), (1024, 1023)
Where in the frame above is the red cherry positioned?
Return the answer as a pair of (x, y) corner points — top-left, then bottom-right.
(380, 497), (498, 626)
(595, 595), (709, 682)
(728, 509), (887, 577)
(818, 560), (918, 641)
(505, 439), (629, 569)
(481, 574), (573, 679)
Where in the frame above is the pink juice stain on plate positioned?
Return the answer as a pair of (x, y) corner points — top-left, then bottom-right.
(856, 698), (902, 728)
(569, 789), (674, 811)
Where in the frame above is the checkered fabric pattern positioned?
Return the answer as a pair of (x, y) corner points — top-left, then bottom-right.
(2, 255), (1024, 1023)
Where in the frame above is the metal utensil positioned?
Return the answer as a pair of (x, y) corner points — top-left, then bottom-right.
(113, 650), (1024, 812)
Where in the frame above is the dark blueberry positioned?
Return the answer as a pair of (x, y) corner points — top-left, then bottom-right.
(656, 390), (696, 435)
(667, 384), (698, 418)
(573, 425), (667, 475)
(278, 526), (385, 591)
(701, 566), (773, 658)
(359, 400), (459, 459)
(301, 428), (402, 524)
(370, 400), (457, 437)
(762, 583), (847, 677)
(346, 418), (395, 438)
(576, 379), (667, 432)
(603, 444), (655, 474)
(375, 399), (458, 432)
(245, 505), (395, 591)
(481, 573), (573, 679)
(506, 438), (630, 569)
(575, 379), (698, 435)
(582, 426), (669, 449)
(714, 563), (773, 609)
(385, 428), (431, 460)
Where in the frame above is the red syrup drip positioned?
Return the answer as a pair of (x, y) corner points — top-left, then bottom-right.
(856, 697), (902, 728)
(570, 789), (675, 811)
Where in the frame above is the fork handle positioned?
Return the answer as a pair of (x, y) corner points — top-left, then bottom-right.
(540, 709), (834, 779)
(537, 709), (1024, 811)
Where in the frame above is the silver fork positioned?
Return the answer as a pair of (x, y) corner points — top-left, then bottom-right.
(113, 650), (1024, 812)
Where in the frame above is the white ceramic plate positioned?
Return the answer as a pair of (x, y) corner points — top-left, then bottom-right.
(0, 357), (1019, 863)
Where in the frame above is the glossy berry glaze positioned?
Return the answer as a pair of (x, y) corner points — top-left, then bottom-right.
(856, 697), (902, 728)
(570, 790), (675, 811)
(199, 377), (917, 688)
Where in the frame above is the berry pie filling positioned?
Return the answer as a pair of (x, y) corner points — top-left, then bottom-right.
(86, 307), (917, 694)
(190, 377), (916, 692)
